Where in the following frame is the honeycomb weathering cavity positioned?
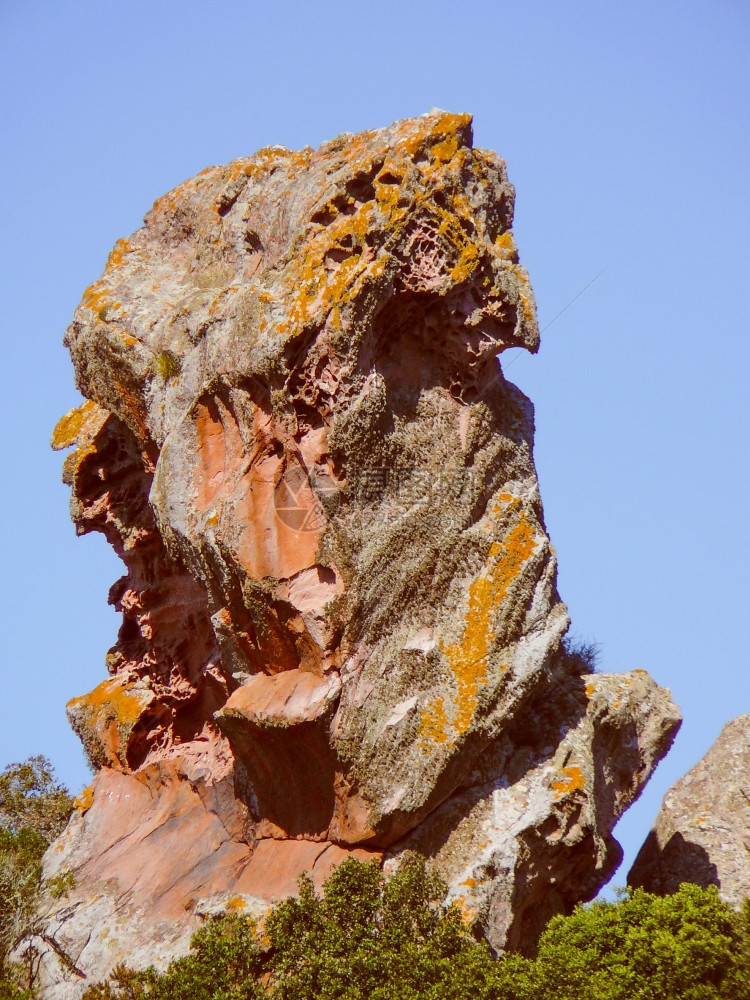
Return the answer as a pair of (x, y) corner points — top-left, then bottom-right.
(41, 112), (680, 996)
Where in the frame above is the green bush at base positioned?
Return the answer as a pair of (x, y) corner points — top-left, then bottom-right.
(83, 859), (750, 1000)
(1, 758), (747, 1000)
(494, 883), (750, 1000)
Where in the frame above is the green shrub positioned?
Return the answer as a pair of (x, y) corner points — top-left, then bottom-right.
(493, 883), (750, 1000)
(0, 757), (73, 998)
(0, 757), (73, 844)
(82, 915), (265, 1000)
(264, 855), (497, 1000)
(81, 861), (750, 1000)
(84, 857), (497, 1000)
(153, 351), (181, 380)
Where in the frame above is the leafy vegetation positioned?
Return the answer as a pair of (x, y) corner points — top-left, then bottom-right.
(557, 632), (601, 675)
(262, 856), (496, 1000)
(0, 758), (74, 845)
(83, 859), (750, 1000)
(0, 757), (74, 999)
(153, 350), (181, 380)
(81, 857), (497, 999)
(494, 883), (750, 1000)
(2, 759), (749, 1000)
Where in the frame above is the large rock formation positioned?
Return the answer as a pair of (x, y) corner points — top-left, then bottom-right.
(38, 111), (680, 995)
(629, 715), (750, 906)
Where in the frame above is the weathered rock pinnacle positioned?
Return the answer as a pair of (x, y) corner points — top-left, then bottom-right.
(630, 715), (750, 907)
(39, 112), (680, 995)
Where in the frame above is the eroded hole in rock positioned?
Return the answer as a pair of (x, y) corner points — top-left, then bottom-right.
(244, 230), (264, 252)
(376, 170), (402, 185)
(346, 175), (376, 204)
(311, 204), (337, 226)
(324, 245), (362, 268)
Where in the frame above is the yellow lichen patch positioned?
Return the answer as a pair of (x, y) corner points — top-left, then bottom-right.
(419, 696), (450, 747)
(81, 280), (110, 314)
(105, 238), (134, 274)
(509, 263), (537, 328)
(452, 895), (477, 924)
(61, 431), (104, 487)
(585, 682), (596, 697)
(460, 877), (477, 889)
(420, 513), (538, 746)
(494, 232), (515, 251)
(552, 765), (585, 798)
(400, 111), (471, 163)
(67, 677), (154, 769)
(226, 896), (247, 911)
(51, 399), (100, 451)
(430, 133), (461, 164)
(494, 231), (519, 262)
(256, 115), (484, 350)
(73, 784), (95, 815)
(68, 677), (150, 737)
(373, 173), (404, 218)
(278, 218), (372, 336)
(450, 241), (481, 284)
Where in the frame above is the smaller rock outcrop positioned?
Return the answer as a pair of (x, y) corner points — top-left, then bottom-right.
(629, 715), (750, 907)
(397, 668), (681, 950)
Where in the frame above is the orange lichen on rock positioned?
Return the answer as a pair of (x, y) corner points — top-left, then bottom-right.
(73, 784), (95, 815)
(419, 696), (450, 747)
(105, 238), (134, 273)
(50, 399), (101, 451)
(452, 894), (478, 924)
(552, 765), (585, 798)
(420, 512), (538, 744)
(67, 677), (156, 770)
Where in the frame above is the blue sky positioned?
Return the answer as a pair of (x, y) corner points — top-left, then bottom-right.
(1, 0), (748, 888)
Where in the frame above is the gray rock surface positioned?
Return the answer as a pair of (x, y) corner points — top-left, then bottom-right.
(629, 714), (750, 907)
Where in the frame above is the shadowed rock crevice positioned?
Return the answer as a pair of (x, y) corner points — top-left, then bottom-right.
(629, 831), (719, 895)
(40, 112), (680, 998)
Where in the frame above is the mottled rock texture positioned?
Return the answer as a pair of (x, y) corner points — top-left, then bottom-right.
(629, 715), (750, 907)
(39, 112), (680, 996)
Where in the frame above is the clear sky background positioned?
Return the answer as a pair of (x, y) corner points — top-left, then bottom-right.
(1, 0), (748, 891)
